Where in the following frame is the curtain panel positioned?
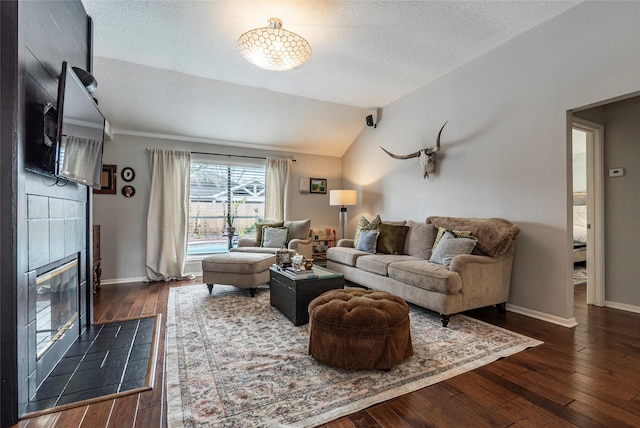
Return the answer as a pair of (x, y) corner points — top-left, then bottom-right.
(145, 149), (193, 281)
(264, 158), (291, 221)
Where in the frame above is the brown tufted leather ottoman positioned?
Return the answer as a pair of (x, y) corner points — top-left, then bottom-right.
(308, 287), (413, 370)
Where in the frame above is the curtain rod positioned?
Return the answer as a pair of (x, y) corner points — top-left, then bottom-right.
(190, 151), (296, 162)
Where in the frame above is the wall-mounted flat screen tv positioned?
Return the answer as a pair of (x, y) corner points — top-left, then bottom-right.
(26, 61), (105, 189)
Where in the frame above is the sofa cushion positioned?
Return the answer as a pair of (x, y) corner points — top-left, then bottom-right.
(429, 231), (477, 266)
(284, 218), (311, 241)
(353, 214), (381, 248)
(262, 226), (288, 248)
(377, 223), (409, 255)
(404, 221), (437, 259)
(388, 260), (462, 294)
(356, 254), (419, 276)
(255, 221), (284, 246)
(202, 252), (276, 274)
(427, 216), (520, 257)
(327, 246), (369, 266)
(356, 229), (379, 253)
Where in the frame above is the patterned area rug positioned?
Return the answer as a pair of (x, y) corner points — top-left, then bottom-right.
(166, 284), (542, 428)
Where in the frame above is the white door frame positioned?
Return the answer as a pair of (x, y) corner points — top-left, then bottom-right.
(572, 118), (605, 306)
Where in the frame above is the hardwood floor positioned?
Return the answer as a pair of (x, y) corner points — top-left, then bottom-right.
(12, 279), (640, 427)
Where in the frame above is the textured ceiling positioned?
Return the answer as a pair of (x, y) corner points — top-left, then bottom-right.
(82, 0), (581, 156)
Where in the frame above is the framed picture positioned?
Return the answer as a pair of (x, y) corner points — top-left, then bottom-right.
(94, 164), (117, 194)
(310, 178), (327, 194)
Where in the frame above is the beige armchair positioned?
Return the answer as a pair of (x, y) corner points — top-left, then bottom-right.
(231, 218), (313, 259)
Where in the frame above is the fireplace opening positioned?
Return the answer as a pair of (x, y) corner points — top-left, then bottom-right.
(33, 255), (82, 393)
(36, 259), (79, 359)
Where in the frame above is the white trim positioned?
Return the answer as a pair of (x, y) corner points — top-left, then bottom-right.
(605, 301), (640, 315)
(572, 118), (605, 306)
(101, 276), (149, 285)
(506, 303), (578, 328)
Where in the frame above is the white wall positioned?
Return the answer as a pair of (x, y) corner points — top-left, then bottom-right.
(341, 1), (640, 323)
(94, 134), (342, 283)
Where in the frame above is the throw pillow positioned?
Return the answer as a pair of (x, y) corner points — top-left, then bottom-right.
(353, 214), (382, 248)
(377, 223), (409, 255)
(261, 227), (288, 248)
(355, 229), (379, 254)
(284, 218), (311, 241)
(431, 226), (474, 252)
(404, 221), (438, 259)
(430, 231), (477, 266)
(255, 221), (284, 246)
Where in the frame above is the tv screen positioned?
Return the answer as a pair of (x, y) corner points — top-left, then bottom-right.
(55, 61), (105, 189)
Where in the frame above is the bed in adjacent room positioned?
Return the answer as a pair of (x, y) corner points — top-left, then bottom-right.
(573, 192), (587, 263)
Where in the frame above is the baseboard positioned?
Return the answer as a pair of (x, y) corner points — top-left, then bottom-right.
(101, 276), (149, 285)
(506, 303), (578, 328)
(605, 300), (640, 314)
(101, 272), (203, 286)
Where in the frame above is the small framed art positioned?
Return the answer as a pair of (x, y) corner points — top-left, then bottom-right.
(310, 178), (327, 194)
(93, 164), (117, 195)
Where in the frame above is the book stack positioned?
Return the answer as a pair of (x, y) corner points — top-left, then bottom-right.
(275, 265), (318, 280)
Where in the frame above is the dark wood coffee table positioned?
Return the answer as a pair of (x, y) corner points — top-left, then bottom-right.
(269, 265), (344, 325)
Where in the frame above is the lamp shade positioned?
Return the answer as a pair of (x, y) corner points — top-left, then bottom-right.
(329, 190), (357, 206)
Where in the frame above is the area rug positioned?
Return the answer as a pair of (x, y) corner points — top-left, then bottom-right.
(166, 284), (542, 428)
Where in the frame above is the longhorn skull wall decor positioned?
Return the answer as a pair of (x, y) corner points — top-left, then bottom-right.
(381, 121), (448, 179)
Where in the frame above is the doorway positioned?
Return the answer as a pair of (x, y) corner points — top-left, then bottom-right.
(572, 119), (604, 306)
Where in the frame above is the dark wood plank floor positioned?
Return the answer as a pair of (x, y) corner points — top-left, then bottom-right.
(12, 279), (640, 427)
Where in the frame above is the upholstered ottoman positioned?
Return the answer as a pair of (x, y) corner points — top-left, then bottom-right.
(202, 252), (276, 297)
(308, 288), (413, 370)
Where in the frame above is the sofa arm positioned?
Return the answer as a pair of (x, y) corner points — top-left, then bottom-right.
(449, 252), (515, 311)
(289, 238), (313, 259)
(336, 239), (354, 248)
(237, 237), (259, 247)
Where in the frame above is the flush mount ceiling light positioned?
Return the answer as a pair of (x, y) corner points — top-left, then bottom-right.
(237, 17), (311, 71)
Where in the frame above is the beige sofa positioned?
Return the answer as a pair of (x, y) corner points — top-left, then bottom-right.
(231, 218), (314, 259)
(326, 216), (520, 327)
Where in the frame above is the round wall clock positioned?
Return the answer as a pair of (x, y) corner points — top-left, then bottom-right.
(121, 167), (135, 182)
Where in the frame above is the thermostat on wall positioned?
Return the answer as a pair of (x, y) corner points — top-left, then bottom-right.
(608, 168), (624, 177)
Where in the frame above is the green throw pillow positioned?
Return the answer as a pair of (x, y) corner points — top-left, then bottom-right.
(377, 223), (409, 255)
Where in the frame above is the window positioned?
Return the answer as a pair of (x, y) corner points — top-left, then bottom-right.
(188, 158), (265, 256)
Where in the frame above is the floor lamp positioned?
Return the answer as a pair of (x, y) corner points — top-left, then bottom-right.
(329, 190), (358, 240)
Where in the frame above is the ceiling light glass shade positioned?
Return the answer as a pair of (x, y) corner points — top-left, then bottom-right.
(238, 18), (311, 71)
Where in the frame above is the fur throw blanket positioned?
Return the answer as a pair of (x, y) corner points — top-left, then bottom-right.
(426, 216), (520, 258)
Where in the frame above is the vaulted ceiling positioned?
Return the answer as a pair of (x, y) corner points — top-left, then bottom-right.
(82, 0), (581, 157)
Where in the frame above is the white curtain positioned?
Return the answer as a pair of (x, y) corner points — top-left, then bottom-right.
(264, 158), (291, 221)
(60, 135), (102, 185)
(145, 149), (193, 281)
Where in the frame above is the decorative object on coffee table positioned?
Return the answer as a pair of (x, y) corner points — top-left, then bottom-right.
(269, 265), (344, 325)
(308, 287), (413, 370)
